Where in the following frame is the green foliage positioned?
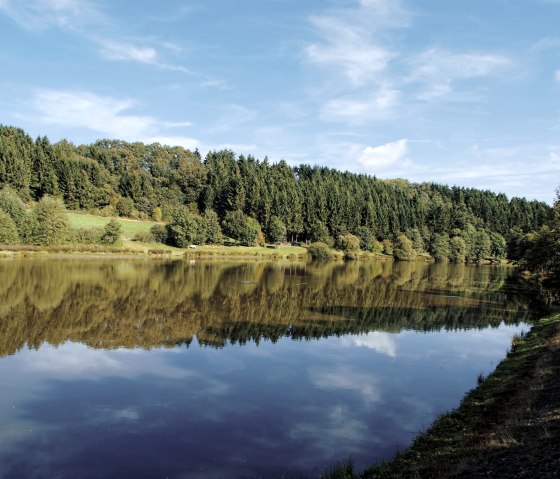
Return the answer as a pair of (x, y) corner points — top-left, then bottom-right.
(489, 231), (507, 259)
(407, 228), (425, 253)
(0, 210), (20, 244)
(309, 220), (334, 247)
(150, 224), (168, 244)
(72, 228), (103, 245)
(166, 207), (205, 247)
(449, 236), (467, 263)
(202, 209), (223, 245)
(0, 125), (553, 253)
(266, 215), (287, 244)
(132, 232), (154, 243)
(336, 233), (360, 260)
(0, 186), (26, 231)
(115, 197), (135, 217)
(430, 233), (450, 263)
(101, 219), (122, 245)
(471, 229), (492, 263)
(393, 234), (416, 261)
(29, 196), (70, 245)
(382, 239), (394, 255)
(307, 242), (334, 262)
(222, 210), (260, 246)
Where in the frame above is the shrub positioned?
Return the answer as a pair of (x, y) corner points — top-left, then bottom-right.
(382, 239), (394, 255)
(29, 196), (71, 246)
(0, 210), (20, 245)
(166, 207), (205, 247)
(132, 232), (154, 243)
(115, 197), (135, 217)
(336, 233), (361, 260)
(72, 228), (103, 245)
(307, 242), (334, 262)
(393, 234), (416, 261)
(101, 219), (121, 245)
(150, 224), (168, 244)
(222, 210), (260, 246)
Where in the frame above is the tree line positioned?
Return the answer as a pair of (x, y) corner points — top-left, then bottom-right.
(0, 125), (551, 261)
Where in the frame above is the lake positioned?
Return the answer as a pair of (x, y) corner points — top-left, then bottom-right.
(0, 259), (535, 478)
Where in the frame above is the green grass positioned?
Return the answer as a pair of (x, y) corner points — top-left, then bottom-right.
(67, 212), (159, 239)
(185, 244), (309, 259)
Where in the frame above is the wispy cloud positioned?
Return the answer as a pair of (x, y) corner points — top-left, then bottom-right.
(555, 69), (560, 82)
(408, 48), (512, 99)
(305, 0), (407, 87)
(208, 104), (257, 133)
(32, 89), (198, 147)
(0, 0), (190, 73)
(0, 0), (103, 30)
(96, 38), (190, 73)
(320, 86), (400, 123)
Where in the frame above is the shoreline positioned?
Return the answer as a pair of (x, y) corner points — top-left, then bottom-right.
(326, 310), (560, 479)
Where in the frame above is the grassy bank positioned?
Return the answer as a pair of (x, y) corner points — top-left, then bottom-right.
(321, 311), (560, 479)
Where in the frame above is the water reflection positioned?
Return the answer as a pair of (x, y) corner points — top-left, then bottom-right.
(0, 259), (532, 356)
(0, 259), (535, 478)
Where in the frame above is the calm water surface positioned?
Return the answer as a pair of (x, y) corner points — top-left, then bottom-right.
(0, 259), (535, 478)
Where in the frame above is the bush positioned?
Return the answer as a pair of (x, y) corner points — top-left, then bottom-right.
(150, 224), (168, 244)
(393, 234), (416, 261)
(72, 228), (103, 245)
(132, 232), (154, 243)
(336, 233), (360, 260)
(101, 219), (121, 245)
(382, 239), (393, 255)
(0, 210), (20, 245)
(115, 197), (135, 217)
(166, 207), (205, 247)
(29, 196), (71, 246)
(222, 210), (261, 246)
(307, 242), (334, 262)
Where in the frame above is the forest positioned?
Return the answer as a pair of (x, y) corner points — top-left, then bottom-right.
(0, 124), (553, 263)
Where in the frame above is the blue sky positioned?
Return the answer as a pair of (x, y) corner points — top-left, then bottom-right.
(0, 0), (559, 202)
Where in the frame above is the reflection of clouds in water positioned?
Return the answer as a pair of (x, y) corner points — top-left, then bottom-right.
(290, 405), (373, 467)
(22, 342), (191, 380)
(341, 332), (397, 358)
(310, 367), (380, 403)
(114, 407), (139, 421)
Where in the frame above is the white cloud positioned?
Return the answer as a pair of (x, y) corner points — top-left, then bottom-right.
(341, 332), (397, 357)
(320, 87), (400, 123)
(0, 0), (189, 73)
(32, 89), (198, 147)
(98, 39), (158, 64)
(0, 0), (102, 30)
(408, 48), (512, 99)
(357, 139), (408, 171)
(555, 69), (560, 82)
(310, 368), (380, 403)
(305, 0), (407, 87)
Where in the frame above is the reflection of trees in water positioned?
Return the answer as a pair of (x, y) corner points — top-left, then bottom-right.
(0, 259), (534, 356)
